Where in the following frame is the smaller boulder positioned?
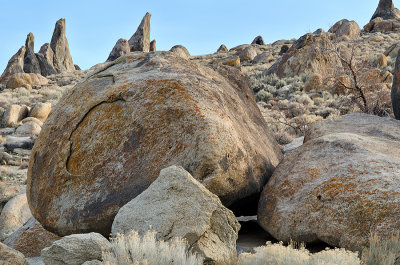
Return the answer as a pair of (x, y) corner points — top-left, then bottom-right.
(218, 56), (240, 67)
(328, 19), (361, 40)
(29, 103), (52, 122)
(253, 52), (273, 64)
(4, 217), (60, 258)
(251, 35), (265, 45)
(169, 45), (191, 59)
(236, 46), (257, 61)
(21, 117), (43, 127)
(0, 193), (32, 241)
(3, 105), (29, 127)
(378, 54), (388, 67)
(41, 233), (111, 265)
(0, 242), (28, 265)
(150, 39), (156, 52)
(4, 136), (34, 152)
(6, 73), (48, 90)
(216, 44), (228, 53)
(279, 44), (290, 55)
(112, 166), (240, 263)
(304, 73), (323, 92)
(106, 38), (130, 62)
(15, 122), (41, 136)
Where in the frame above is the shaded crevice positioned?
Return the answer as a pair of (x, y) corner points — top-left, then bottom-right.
(65, 96), (126, 174)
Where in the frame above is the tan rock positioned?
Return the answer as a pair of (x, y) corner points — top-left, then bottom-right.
(236, 46), (257, 61)
(0, 193), (32, 240)
(258, 113), (400, 252)
(328, 19), (361, 40)
(112, 165), (240, 263)
(169, 45), (191, 59)
(4, 217), (60, 258)
(106, 38), (130, 62)
(29, 103), (52, 122)
(6, 73), (48, 90)
(334, 75), (351, 95)
(15, 122), (42, 136)
(3, 105), (29, 127)
(50, 18), (75, 73)
(150, 39), (156, 52)
(21, 117), (43, 127)
(220, 56), (240, 66)
(0, 46), (25, 85)
(216, 44), (228, 53)
(128, 12), (151, 52)
(364, 17), (383, 31)
(304, 73), (323, 92)
(378, 53), (388, 67)
(27, 52), (282, 236)
(0, 242), (28, 265)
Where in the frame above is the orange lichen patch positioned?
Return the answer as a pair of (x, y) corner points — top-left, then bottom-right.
(308, 168), (320, 179)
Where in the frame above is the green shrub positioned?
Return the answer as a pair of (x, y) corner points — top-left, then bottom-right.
(256, 89), (273, 102)
(102, 230), (203, 265)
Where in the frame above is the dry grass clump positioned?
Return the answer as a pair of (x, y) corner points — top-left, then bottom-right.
(362, 233), (400, 265)
(102, 230), (203, 265)
(226, 242), (360, 265)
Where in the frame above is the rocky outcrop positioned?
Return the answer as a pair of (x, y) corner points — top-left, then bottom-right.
(0, 46), (25, 84)
(128, 12), (151, 52)
(106, 38), (130, 62)
(371, 0), (400, 20)
(50, 19), (75, 73)
(23, 33), (41, 74)
(217, 44), (228, 53)
(6, 73), (48, 90)
(0, 242), (28, 265)
(150, 39), (156, 52)
(4, 217), (60, 258)
(41, 233), (111, 265)
(112, 165), (240, 263)
(251, 35), (265, 45)
(169, 45), (191, 59)
(0, 193), (32, 240)
(265, 33), (342, 78)
(258, 113), (400, 251)
(392, 49), (400, 119)
(3, 105), (29, 127)
(27, 52), (282, 236)
(328, 19), (361, 40)
(236, 46), (257, 61)
(36, 44), (56, 76)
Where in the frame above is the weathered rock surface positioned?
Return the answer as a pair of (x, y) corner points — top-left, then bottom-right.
(41, 233), (111, 265)
(328, 19), (361, 40)
(6, 73), (48, 90)
(265, 33), (341, 78)
(50, 19), (75, 73)
(0, 242), (28, 265)
(371, 0), (400, 20)
(236, 46), (257, 61)
(252, 52), (273, 64)
(258, 113), (400, 251)
(15, 122), (41, 136)
(4, 136), (34, 152)
(27, 52), (282, 236)
(128, 12), (151, 52)
(392, 47), (400, 119)
(251, 36), (265, 45)
(112, 165), (240, 263)
(0, 46), (26, 84)
(150, 39), (156, 52)
(106, 38), (130, 62)
(169, 45), (191, 59)
(22, 117), (43, 127)
(3, 105), (29, 127)
(23, 33), (41, 74)
(0, 193), (32, 240)
(217, 44), (228, 53)
(29, 103), (52, 123)
(36, 43), (57, 76)
(4, 217), (60, 258)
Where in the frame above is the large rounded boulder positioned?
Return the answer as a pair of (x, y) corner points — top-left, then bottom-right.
(28, 51), (282, 236)
(258, 113), (400, 251)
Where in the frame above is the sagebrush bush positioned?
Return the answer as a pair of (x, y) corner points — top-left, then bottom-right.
(102, 230), (203, 265)
(362, 233), (400, 265)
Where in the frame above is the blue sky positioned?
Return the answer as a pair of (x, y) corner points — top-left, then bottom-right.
(0, 0), (391, 70)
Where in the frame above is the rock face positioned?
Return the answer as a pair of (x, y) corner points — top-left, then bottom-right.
(112, 165), (240, 263)
(236, 46), (257, 61)
(0, 46), (25, 84)
(328, 19), (361, 40)
(217, 44), (228, 53)
(37, 43), (57, 76)
(169, 45), (191, 59)
(371, 0), (400, 20)
(128, 12), (151, 52)
(3, 105), (29, 127)
(106, 38), (130, 62)
(251, 36), (265, 45)
(15, 122), (41, 136)
(4, 217), (60, 258)
(265, 33), (341, 78)
(27, 52), (282, 236)
(6, 73), (48, 90)
(392, 49), (400, 119)
(50, 19), (75, 73)
(150, 39), (156, 52)
(0, 193), (32, 241)
(23, 33), (41, 74)
(258, 113), (400, 251)
(0, 242), (28, 265)
(41, 233), (111, 265)
(30, 103), (52, 123)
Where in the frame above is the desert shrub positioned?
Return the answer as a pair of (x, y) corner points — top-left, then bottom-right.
(226, 242), (360, 265)
(274, 131), (294, 145)
(256, 89), (273, 102)
(102, 230), (203, 265)
(362, 233), (400, 265)
(13, 87), (30, 98)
